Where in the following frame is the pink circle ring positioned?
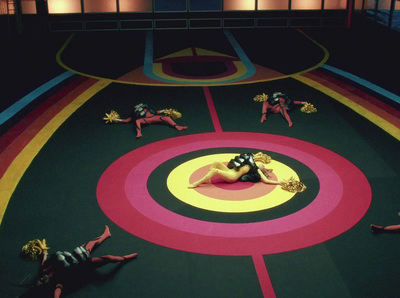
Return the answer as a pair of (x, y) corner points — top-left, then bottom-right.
(97, 132), (371, 256)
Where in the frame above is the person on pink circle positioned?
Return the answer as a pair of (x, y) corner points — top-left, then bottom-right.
(188, 152), (306, 193)
(371, 211), (400, 232)
(253, 92), (315, 127)
(22, 226), (138, 298)
(188, 152), (279, 188)
(104, 103), (188, 138)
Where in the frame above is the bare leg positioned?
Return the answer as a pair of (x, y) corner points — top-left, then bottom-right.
(371, 224), (400, 232)
(91, 253), (138, 268)
(135, 119), (147, 138)
(160, 116), (188, 131)
(371, 211), (400, 232)
(278, 105), (293, 127)
(208, 161), (230, 172)
(189, 162), (244, 188)
(383, 225), (400, 231)
(189, 162), (231, 188)
(189, 169), (217, 188)
(54, 284), (63, 298)
(83, 226), (112, 254)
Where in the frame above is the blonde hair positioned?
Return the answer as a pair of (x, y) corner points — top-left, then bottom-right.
(22, 239), (50, 260)
(253, 152), (271, 164)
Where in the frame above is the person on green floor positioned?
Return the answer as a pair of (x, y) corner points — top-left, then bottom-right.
(21, 226), (138, 298)
(104, 103), (187, 138)
(371, 211), (400, 232)
(253, 92), (314, 127)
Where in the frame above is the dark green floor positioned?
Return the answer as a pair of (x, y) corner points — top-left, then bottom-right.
(0, 16), (399, 298)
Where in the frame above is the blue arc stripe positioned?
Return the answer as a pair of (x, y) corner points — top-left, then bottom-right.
(321, 64), (400, 105)
(0, 71), (75, 126)
(143, 30), (255, 85)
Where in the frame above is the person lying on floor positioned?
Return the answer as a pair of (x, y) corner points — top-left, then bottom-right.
(371, 211), (400, 232)
(253, 92), (316, 127)
(21, 225), (138, 298)
(103, 103), (188, 138)
(188, 152), (306, 193)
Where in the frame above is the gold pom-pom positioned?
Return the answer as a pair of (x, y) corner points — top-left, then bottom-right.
(22, 239), (50, 260)
(300, 102), (317, 113)
(253, 93), (268, 102)
(281, 177), (307, 193)
(164, 109), (182, 119)
(103, 110), (121, 123)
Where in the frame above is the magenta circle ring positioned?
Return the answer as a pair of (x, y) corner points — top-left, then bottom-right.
(97, 132), (371, 255)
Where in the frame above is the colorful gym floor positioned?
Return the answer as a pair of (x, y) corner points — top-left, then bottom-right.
(1, 17), (400, 298)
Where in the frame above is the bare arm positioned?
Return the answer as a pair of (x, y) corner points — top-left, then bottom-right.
(261, 101), (269, 123)
(41, 250), (49, 266)
(257, 169), (282, 185)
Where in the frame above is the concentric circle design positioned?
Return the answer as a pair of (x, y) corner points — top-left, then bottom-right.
(97, 132), (371, 256)
(167, 153), (300, 213)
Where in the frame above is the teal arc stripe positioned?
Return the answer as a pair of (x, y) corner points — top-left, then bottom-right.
(321, 64), (400, 105)
(0, 71), (75, 126)
(143, 30), (255, 85)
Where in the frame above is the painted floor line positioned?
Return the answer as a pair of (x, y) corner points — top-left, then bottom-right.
(0, 71), (75, 126)
(321, 64), (400, 105)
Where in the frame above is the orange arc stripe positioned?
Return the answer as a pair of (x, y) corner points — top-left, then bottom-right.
(0, 78), (98, 179)
(301, 71), (400, 130)
(0, 78), (109, 225)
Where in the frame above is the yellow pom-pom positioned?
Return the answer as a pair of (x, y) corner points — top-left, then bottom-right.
(300, 103), (317, 113)
(253, 93), (268, 102)
(164, 109), (182, 119)
(103, 110), (121, 123)
(281, 177), (307, 193)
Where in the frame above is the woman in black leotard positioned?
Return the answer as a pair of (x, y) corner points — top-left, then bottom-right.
(104, 103), (187, 138)
(254, 92), (312, 127)
(188, 152), (282, 188)
(22, 226), (137, 298)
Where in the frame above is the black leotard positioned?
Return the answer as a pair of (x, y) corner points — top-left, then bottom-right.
(268, 92), (295, 111)
(132, 103), (156, 119)
(227, 153), (261, 182)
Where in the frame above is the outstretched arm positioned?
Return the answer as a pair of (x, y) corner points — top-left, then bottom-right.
(41, 250), (49, 267)
(257, 168), (282, 185)
(293, 101), (307, 105)
(261, 101), (269, 123)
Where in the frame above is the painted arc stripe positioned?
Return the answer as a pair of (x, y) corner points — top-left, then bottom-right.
(322, 64), (400, 105)
(0, 79), (111, 225)
(97, 132), (371, 255)
(223, 29), (256, 79)
(124, 138), (342, 237)
(0, 71), (75, 125)
(294, 74), (400, 141)
(0, 77), (94, 179)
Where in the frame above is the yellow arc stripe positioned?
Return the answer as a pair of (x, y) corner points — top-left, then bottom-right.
(57, 30), (329, 86)
(294, 74), (400, 141)
(56, 34), (113, 84)
(0, 80), (111, 224)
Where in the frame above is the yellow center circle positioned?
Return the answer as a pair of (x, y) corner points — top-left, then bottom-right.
(167, 153), (300, 213)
